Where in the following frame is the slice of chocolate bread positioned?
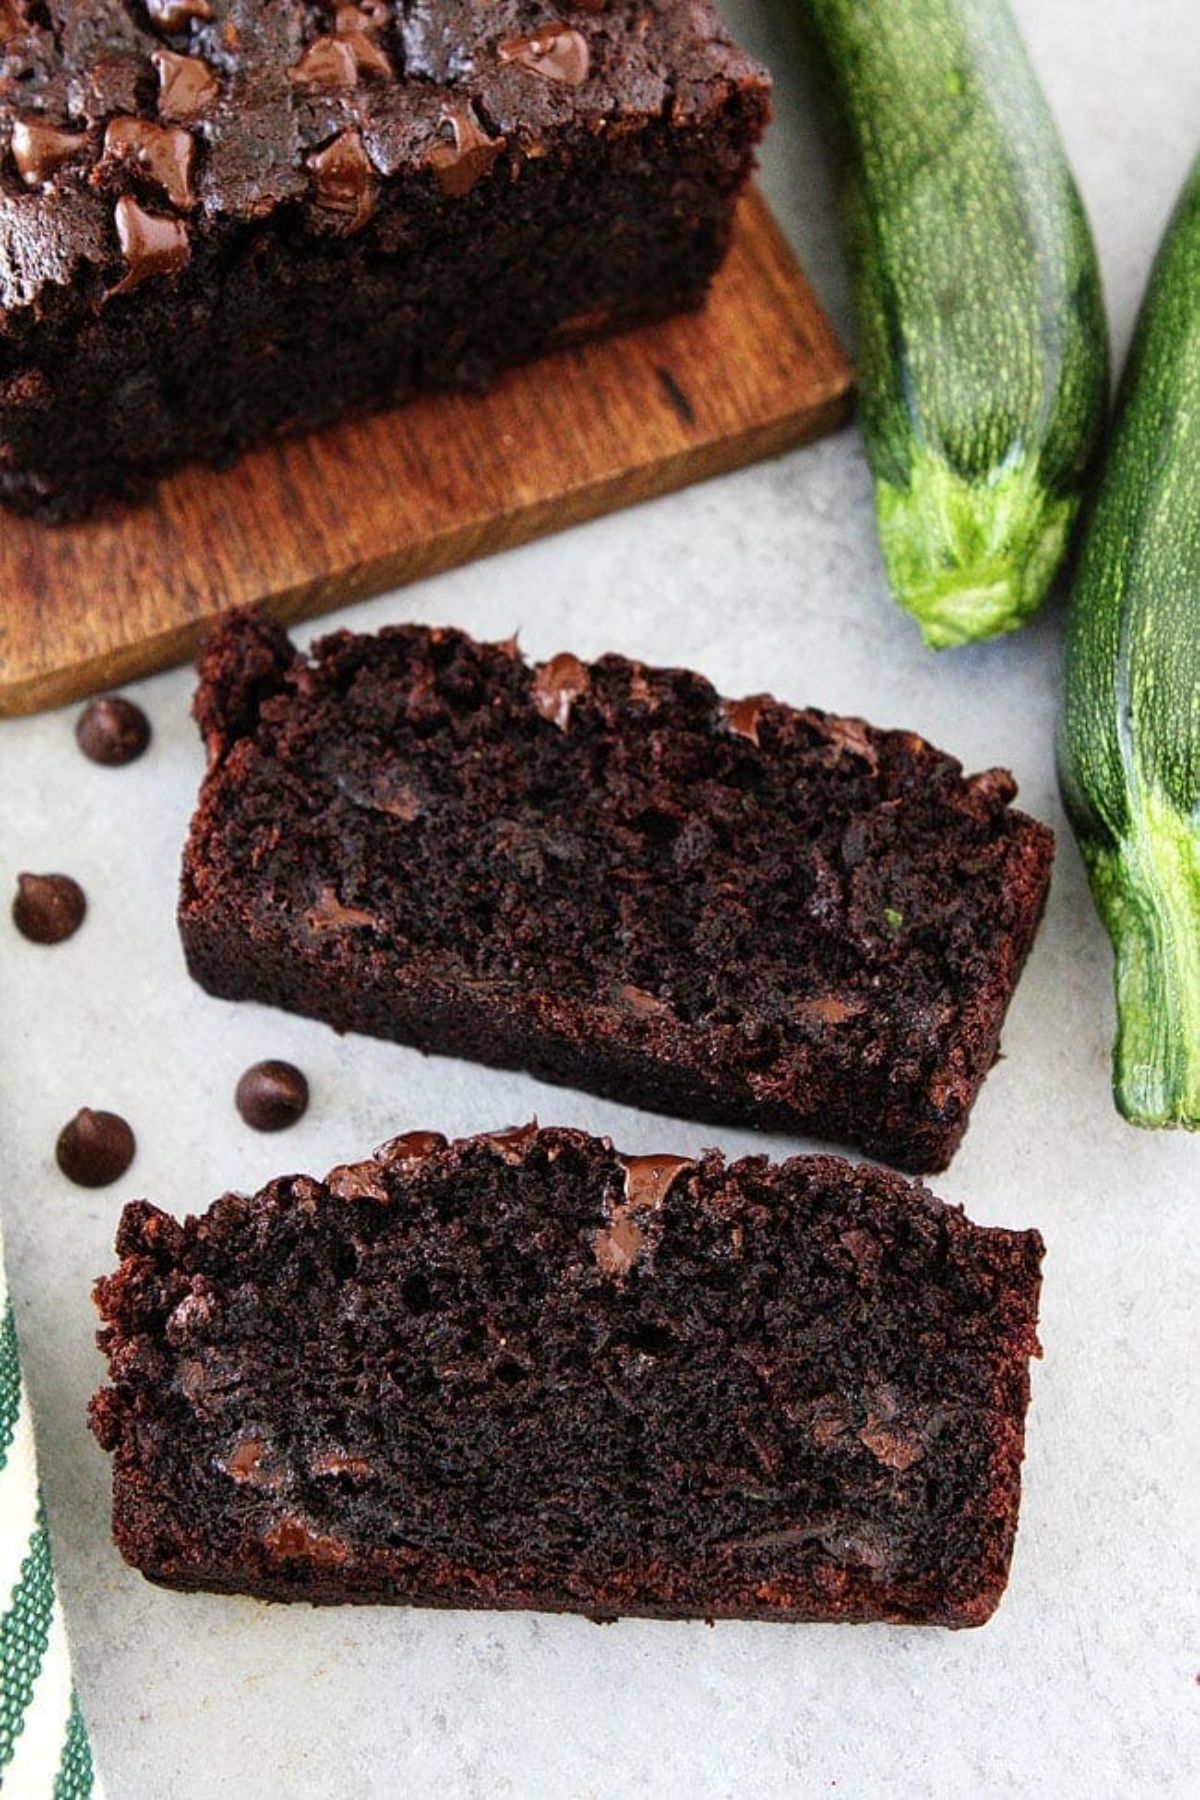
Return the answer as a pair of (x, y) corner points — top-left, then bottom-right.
(179, 612), (1054, 1172)
(90, 1126), (1043, 1626)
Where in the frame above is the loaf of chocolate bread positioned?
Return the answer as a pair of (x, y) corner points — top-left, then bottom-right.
(0, 2), (769, 516)
(90, 1125), (1044, 1626)
(179, 611), (1054, 1171)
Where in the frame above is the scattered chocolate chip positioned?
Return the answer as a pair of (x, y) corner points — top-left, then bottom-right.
(497, 23), (591, 86)
(9, 120), (88, 187)
(102, 116), (195, 209)
(289, 36), (359, 90)
(532, 652), (589, 730)
(111, 196), (190, 294)
(12, 873), (86, 944)
(56, 1108), (135, 1187)
(307, 129), (377, 233)
(145, 0), (212, 29)
(75, 695), (151, 765)
(151, 48), (219, 121)
(427, 106), (504, 198)
(236, 1061), (310, 1132)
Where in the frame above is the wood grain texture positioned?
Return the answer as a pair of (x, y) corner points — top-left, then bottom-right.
(0, 190), (851, 717)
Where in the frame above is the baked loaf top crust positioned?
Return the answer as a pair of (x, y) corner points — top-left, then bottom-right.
(0, 0), (769, 314)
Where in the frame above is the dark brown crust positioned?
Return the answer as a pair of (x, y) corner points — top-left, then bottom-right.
(0, 2), (769, 516)
(90, 1127), (1044, 1626)
(179, 611), (1054, 1172)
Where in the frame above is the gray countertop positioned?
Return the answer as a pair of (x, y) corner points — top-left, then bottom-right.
(2, 3), (1197, 1795)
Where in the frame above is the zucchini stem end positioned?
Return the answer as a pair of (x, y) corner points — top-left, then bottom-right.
(1086, 794), (1200, 1129)
(876, 456), (1075, 650)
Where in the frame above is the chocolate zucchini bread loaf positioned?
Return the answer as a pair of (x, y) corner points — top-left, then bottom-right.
(180, 612), (1054, 1171)
(0, 2), (769, 518)
(90, 1125), (1044, 1626)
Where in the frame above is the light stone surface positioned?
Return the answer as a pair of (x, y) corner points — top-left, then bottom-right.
(1, 3), (1197, 1795)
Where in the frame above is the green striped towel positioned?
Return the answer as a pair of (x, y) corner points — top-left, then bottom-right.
(1, 1239), (101, 1798)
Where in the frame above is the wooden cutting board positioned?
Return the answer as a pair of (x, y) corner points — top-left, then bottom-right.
(0, 190), (851, 717)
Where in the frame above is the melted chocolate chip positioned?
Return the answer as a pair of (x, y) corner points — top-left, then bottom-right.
(152, 48), (219, 122)
(497, 23), (591, 86)
(111, 196), (190, 293)
(532, 653), (589, 730)
(10, 120), (88, 187)
(56, 1108), (135, 1187)
(289, 36), (359, 91)
(325, 1159), (391, 1203)
(309, 1448), (373, 1480)
(263, 1515), (349, 1567)
(427, 106), (504, 198)
(236, 1061), (309, 1132)
(822, 714), (880, 772)
(593, 1152), (694, 1279)
(618, 1153), (694, 1210)
(611, 983), (671, 1017)
(304, 886), (377, 932)
(307, 129), (377, 233)
(376, 1129), (448, 1167)
(102, 116), (195, 209)
(12, 873), (86, 944)
(477, 1122), (540, 1164)
(721, 693), (770, 747)
(75, 695), (151, 765)
(145, 0), (212, 29)
(219, 1437), (282, 1488)
(592, 1212), (644, 1278)
(329, 1131), (446, 1198)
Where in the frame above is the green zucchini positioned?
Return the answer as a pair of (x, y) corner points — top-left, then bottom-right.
(798, 0), (1109, 648)
(1060, 152), (1200, 1130)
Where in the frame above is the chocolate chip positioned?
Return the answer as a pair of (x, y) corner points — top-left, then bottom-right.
(102, 116), (195, 209)
(9, 120), (88, 187)
(145, 0), (212, 30)
(307, 129), (377, 233)
(12, 873), (86, 944)
(56, 1108), (136, 1187)
(532, 653), (589, 730)
(427, 106), (504, 197)
(497, 24), (591, 86)
(289, 36), (359, 91)
(721, 694), (770, 747)
(75, 696), (151, 765)
(236, 1061), (310, 1132)
(111, 196), (190, 294)
(151, 49), (219, 122)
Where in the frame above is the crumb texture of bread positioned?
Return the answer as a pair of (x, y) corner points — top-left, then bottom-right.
(0, 1), (770, 516)
(179, 612), (1054, 1171)
(90, 1127), (1044, 1626)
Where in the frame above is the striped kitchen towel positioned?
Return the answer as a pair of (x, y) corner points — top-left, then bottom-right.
(1, 1240), (101, 1798)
